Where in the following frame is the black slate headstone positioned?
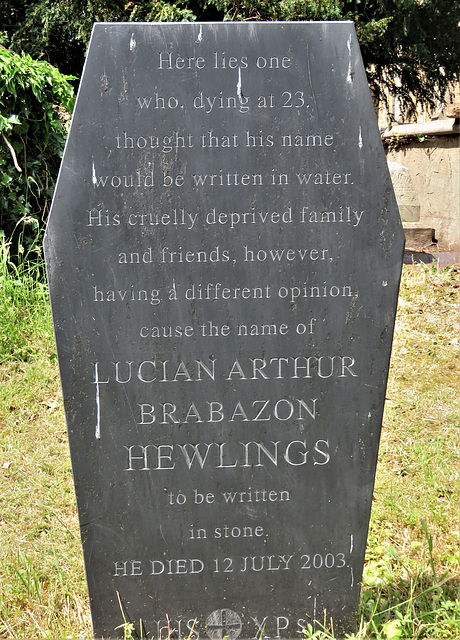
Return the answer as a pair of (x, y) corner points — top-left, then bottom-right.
(44, 22), (405, 639)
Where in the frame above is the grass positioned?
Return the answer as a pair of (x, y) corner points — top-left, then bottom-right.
(0, 227), (51, 364)
(0, 240), (459, 639)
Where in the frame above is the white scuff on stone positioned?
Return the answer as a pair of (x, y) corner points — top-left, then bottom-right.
(237, 67), (243, 101)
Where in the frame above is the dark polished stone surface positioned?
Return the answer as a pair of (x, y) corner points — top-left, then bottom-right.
(44, 22), (404, 639)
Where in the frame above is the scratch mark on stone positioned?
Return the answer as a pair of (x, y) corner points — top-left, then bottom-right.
(130, 34), (136, 51)
(160, 525), (167, 545)
(350, 566), (355, 588)
(197, 25), (203, 42)
(95, 363), (102, 439)
(92, 159), (97, 186)
(305, 45), (318, 116)
(358, 126), (363, 149)
(350, 534), (354, 553)
(347, 35), (353, 83)
(313, 596), (317, 630)
(93, 362), (109, 439)
(237, 67), (243, 102)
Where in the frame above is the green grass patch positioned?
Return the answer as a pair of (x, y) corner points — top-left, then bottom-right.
(0, 226), (53, 363)
(0, 263), (459, 638)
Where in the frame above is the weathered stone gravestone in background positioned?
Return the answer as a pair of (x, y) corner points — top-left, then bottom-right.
(44, 22), (405, 639)
(388, 161), (421, 222)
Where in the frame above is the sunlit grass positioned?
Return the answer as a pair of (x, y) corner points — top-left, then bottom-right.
(0, 225), (52, 364)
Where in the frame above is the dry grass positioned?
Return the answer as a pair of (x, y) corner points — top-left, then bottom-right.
(377, 265), (459, 568)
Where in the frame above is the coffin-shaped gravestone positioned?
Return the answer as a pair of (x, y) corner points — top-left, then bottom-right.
(44, 22), (404, 639)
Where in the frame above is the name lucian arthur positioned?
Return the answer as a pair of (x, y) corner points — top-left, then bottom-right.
(92, 355), (358, 471)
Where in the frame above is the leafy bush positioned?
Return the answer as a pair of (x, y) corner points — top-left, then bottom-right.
(0, 48), (75, 256)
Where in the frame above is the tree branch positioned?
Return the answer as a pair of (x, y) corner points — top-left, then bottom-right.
(2, 132), (22, 172)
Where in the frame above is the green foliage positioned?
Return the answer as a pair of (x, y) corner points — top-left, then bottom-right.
(126, 0), (198, 23)
(216, 0), (344, 21)
(2, 0), (458, 119)
(212, 1), (459, 116)
(2, 0), (201, 74)
(352, 0), (460, 119)
(0, 47), (75, 253)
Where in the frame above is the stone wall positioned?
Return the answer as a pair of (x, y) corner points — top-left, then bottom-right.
(384, 124), (459, 251)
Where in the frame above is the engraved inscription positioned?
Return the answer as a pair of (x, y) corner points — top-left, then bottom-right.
(44, 22), (403, 637)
